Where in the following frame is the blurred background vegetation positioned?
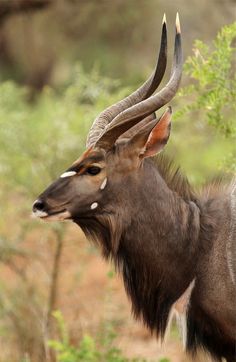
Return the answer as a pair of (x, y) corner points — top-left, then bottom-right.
(0, 1), (235, 361)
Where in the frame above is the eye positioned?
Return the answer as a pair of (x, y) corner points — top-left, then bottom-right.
(86, 166), (101, 176)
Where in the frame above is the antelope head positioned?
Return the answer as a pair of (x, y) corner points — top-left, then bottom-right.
(32, 14), (182, 240)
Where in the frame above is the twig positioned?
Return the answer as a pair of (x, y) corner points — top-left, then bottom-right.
(45, 226), (65, 361)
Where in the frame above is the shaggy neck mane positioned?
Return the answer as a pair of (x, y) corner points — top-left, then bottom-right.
(153, 154), (197, 202)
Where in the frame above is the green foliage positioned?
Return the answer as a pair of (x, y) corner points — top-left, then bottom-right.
(48, 311), (149, 362)
(174, 22), (236, 175)
(177, 22), (236, 138)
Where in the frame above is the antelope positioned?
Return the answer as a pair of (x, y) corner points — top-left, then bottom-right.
(32, 14), (236, 362)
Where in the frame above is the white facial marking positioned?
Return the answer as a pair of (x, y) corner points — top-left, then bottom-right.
(32, 210), (48, 218)
(100, 177), (107, 190)
(91, 202), (98, 210)
(60, 171), (77, 178)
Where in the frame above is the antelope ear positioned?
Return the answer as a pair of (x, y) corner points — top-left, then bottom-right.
(128, 107), (172, 158)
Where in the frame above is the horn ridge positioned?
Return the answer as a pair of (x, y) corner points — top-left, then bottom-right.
(86, 16), (168, 148)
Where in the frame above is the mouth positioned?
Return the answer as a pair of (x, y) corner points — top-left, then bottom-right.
(32, 208), (71, 221)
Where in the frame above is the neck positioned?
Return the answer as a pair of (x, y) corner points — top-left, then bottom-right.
(114, 160), (201, 337)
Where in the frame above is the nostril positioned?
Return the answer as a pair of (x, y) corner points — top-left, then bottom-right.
(33, 199), (45, 212)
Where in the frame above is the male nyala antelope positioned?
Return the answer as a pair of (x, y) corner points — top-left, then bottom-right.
(33, 14), (236, 362)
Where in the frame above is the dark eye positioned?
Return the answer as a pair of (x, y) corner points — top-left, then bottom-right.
(86, 166), (101, 176)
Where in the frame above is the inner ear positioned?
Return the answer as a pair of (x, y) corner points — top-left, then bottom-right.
(127, 107), (172, 159)
(119, 112), (156, 140)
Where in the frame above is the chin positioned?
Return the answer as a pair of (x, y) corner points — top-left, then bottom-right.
(32, 209), (71, 222)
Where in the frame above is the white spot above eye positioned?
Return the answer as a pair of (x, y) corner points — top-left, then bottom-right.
(91, 202), (98, 210)
(60, 171), (77, 178)
(100, 177), (107, 190)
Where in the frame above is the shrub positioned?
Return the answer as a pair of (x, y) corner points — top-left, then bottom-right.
(175, 22), (236, 173)
(48, 311), (169, 362)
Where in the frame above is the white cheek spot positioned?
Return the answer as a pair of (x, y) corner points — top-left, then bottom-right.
(91, 202), (98, 210)
(60, 171), (77, 178)
(100, 177), (107, 190)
